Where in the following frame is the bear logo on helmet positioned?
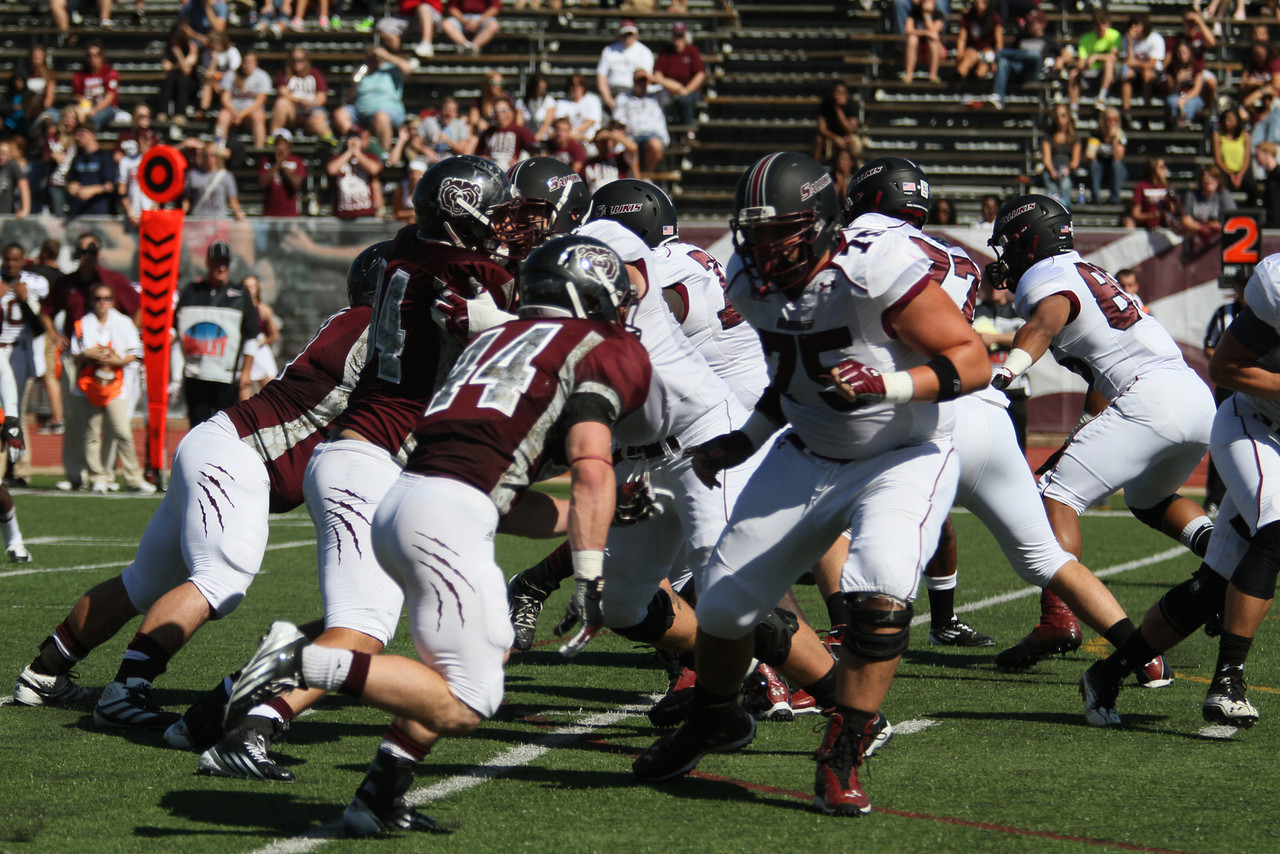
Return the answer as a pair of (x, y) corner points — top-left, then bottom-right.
(439, 177), (484, 217)
(573, 244), (621, 284)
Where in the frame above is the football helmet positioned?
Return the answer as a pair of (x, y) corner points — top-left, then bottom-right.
(986, 194), (1074, 290)
(507, 156), (590, 237)
(518, 235), (635, 323)
(346, 240), (392, 307)
(730, 152), (842, 294)
(844, 156), (931, 226)
(413, 155), (524, 259)
(582, 179), (679, 248)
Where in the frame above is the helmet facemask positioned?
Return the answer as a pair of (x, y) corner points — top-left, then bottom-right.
(732, 208), (827, 295)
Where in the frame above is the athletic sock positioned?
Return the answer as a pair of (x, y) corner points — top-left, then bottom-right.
(300, 646), (370, 697)
(381, 722), (432, 763)
(925, 573), (957, 628)
(115, 632), (172, 684)
(524, 542), (573, 590)
(1102, 617), (1135, 648)
(1181, 516), (1214, 557)
(824, 592), (850, 632)
(32, 622), (89, 676)
(1215, 631), (1253, 674)
(1092, 629), (1158, 683)
(833, 704), (876, 734)
(1, 506), (23, 549)
(799, 665), (838, 710)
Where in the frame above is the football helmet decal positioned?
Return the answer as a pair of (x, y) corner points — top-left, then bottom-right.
(508, 157), (590, 236)
(414, 155), (523, 260)
(844, 156), (931, 226)
(986, 193), (1074, 290)
(582, 179), (679, 248)
(518, 235), (635, 323)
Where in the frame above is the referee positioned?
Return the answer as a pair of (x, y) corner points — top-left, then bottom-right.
(172, 242), (259, 426)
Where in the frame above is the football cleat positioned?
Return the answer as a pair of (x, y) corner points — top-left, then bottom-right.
(164, 683), (232, 751)
(863, 711), (894, 758)
(1203, 671), (1259, 728)
(1079, 666), (1122, 727)
(993, 591), (1081, 670)
(508, 571), (552, 652)
(633, 702), (756, 782)
(1135, 655), (1173, 689)
(928, 617), (995, 647)
(789, 688), (825, 716)
(647, 665), (698, 728)
(12, 665), (99, 709)
(224, 622), (308, 730)
(342, 750), (446, 836)
(93, 679), (181, 729)
(741, 662), (793, 722)
(7, 545), (31, 563)
(198, 718), (294, 782)
(812, 712), (874, 817)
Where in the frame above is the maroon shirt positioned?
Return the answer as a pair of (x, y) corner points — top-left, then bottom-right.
(45, 266), (140, 337)
(408, 318), (651, 513)
(477, 124), (539, 171)
(227, 305), (371, 512)
(330, 152), (379, 219)
(446, 0), (499, 12)
(547, 138), (587, 167)
(654, 42), (705, 87)
(260, 154), (307, 217)
(579, 150), (634, 194)
(72, 63), (120, 107)
(331, 225), (515, 457)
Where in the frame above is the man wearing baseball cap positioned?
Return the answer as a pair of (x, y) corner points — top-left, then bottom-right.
(597, 18), (654, 112)
(652, 21), (705, 126)
(171, 241), (259, 426)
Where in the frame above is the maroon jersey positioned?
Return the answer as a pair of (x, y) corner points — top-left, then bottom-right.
(407, 318), (652, 513)
(226, 305), (370, 512)
(331, 225), (515, 457)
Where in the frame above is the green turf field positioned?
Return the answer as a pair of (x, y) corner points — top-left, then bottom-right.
(0, 485), (1271, 853)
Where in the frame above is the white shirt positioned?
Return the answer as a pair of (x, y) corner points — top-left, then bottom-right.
(70, 307), (142, 399)
(613, 91), (669, 144)
(0, 271), (47, 348)
(1124, 31), (1166, 71)
(554, 93), (604, 141)
(597, 40), (655, 91)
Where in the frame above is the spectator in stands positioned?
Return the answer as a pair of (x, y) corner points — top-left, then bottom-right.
(51, 0), (114, 39)
(180, 0), (228, 48)
(598, 19), (654, 112)
(333, 43), (414, 153)
(1180, 11), (1219, 108)
(929, 196), (956, 225)
(253, 0), (292, 35)
(43, 109), (80, 218)
(613, 70), (669, 178)
(385, 120), (415, 168)
(1256, 141), (1280, 225)
(441, 0), (501, 55)
(891, 0), (949, 36)
(198, 31), (241, 117)
(157, 26), (199, 124)
(0, 141), (30, 219)
(1084, 106), (1126, 205)
(477, 100), (538, 171)
(259, 129), (306, 217)
(580, 121), (636, 194)
(652, 22), (705, 126)
(1067, 8), (1120, 114)
(183, 142), (246, 220)
(902, 0), (945, 84)
(546, 116), (586, 172)
(376, 0), (441, 59)
(291, 0), (331, 31)
(73, 41), (124, 131)
(1240, 40), (1280, 112)
(117, 136), (155, 229)
(814, 81), (863, 167)
(270, 47), (335, 144)
(1040, 103), (1080, 208)
(549, 74), (603, 147)
(1181, 165), (1236, 251)
(954, 0), (1002, 82)
(1131, 156), (1180, 230)
(988, 10), (1062, 110)
(391, 157), (426, 222)
(976, 193), (1000, 227)
(418, 95), (476, 160)
(65, 124), (116, 220)
(1213, 105), (1256, 204)
(216, 51), (271, 150)
(1203, 0), (1246, 25)
(115, 105), (157, 161)
(1118, 13), (1164, 125)
(831, 148), (855, 205)
(1115, 269), (1146, 308)
(6, 45), (57, 138)
(327, 127), (383, 218)
(518, 73), (556, 141)
(1163, 38), (1207, 130)
(470, 72), (514, 134)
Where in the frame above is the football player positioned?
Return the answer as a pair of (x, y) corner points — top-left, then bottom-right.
(1080, 252), (1280, 728)
(986, 195), (1216, 671)
(631, 152), (991, 817)
(221, 235), (652, 835)
(195, 156), (526, 781)
(10, 243), (386, 736)
(507, 156), (590, 239)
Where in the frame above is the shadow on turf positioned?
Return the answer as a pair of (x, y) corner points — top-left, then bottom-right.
(927, 708), (1170, 729)
(145, 789), (336, 836)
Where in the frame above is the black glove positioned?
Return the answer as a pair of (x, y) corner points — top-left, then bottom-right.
(685, 431), (755, 489)
(612, 472), (671, 526)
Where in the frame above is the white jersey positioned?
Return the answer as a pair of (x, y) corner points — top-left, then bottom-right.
(653, 240), (768, 409)
(1013, 250), (1188, 400)
(1238, 253), (1280, 427)
(726, 214), (942, 460)
(0, 272), (47, 347)
(576, 220), (741, 447)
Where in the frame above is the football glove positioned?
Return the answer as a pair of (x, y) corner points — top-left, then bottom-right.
(829, 358), (913, 406)
(431, 275), (515, 341)
(559, 578), (604, 658)
(686, 431), (755, 489)
(3, 416), (23, 463)
(990, 366), (1016, 391)
(612, 471), (671, 527)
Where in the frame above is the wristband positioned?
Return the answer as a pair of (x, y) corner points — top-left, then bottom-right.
(881, 369), (915, 404)
(572, 549), (605, 582)
(1002, 347), (1035, 381)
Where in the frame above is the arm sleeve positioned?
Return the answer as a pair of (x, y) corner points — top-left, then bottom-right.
(1228, 306), (1280, 355)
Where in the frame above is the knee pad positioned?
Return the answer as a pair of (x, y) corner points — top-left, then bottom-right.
(613, 588), (677, 644)
(1157, 564), (1229, 637)
(752, 608), (799, 667)
(1129, 495), (1178, 531)
(1231, 520), (1280, 600)
(842, 593), (913, 661)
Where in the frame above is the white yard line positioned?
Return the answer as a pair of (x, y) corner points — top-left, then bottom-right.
(0, 540), (315, 580)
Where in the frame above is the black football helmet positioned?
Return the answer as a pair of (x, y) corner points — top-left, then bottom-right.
(346, 240), (392, 307)
(507, 156), (590, 237)
(730, 152), (842, 294)
(582, 179), (679, 248)
(413, 155), (525, 259)
(986, 194), (1074, 290)
(844, 156), (931, 226)
(518, 235), (636, 323)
